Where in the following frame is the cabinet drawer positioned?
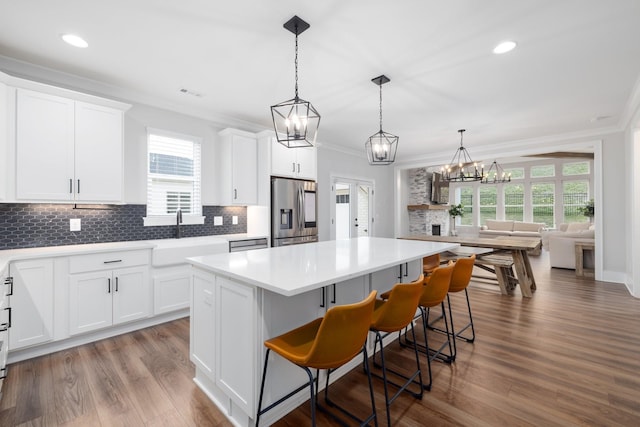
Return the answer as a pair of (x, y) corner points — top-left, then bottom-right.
(69, 250), (150, 274)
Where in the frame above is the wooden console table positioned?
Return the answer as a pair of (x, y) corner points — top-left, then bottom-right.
(575, 241), (595, 277)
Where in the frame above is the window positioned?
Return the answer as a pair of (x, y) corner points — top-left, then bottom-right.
(146, 130), (202, 221)
(479, 186), (497, 225)
(504, 167), (524, 180)
(563, 180), (589, 223)
(562, 161), (590, 176)
(504, 184), (524, 221)
(531, 182), (554, 226)
(458, 186), (474, 226)
(531, 164), (555, 178)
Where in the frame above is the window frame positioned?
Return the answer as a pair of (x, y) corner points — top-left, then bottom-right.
(143, 128), (205, 226)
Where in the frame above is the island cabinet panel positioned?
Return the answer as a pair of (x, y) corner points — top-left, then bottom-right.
(190, 269), (216, 376)
(370, 259), (422, 293)
(215, 276), (256, 414)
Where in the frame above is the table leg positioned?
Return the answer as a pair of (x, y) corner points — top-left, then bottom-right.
(521, 250), (536, 291)
(512, 250), (533, 297)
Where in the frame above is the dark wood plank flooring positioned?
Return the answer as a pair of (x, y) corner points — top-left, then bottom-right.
(1, 252), (639, 426)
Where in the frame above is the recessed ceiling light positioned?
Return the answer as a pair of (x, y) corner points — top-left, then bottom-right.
(493, 41), (516, 54)
(61, 34), (88, 48)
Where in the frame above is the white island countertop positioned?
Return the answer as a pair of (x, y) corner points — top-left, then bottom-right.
(187, 237), (459, 296)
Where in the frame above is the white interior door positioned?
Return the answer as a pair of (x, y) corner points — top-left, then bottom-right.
(331, 178), (374, 239)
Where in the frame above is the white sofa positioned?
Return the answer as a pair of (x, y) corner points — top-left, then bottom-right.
(542, 223), (595, 270)
(479, 220), (546, 238)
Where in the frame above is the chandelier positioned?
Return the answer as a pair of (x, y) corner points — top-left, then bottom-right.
(441, 129), (481, 182)
(481, 160), (511, 184)
(365, 75), (398, 165)
(271, 16), (321, 148)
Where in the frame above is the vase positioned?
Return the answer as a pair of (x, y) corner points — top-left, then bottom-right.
(450, 217), (457, 236)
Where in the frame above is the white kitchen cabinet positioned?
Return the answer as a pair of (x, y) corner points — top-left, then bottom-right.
(15, 88), (125, 203)
(271, 137), (316, 180)
(217, 128), (258, 205)
(153, 265), (191, 315)
(0, 80), (8, 201)
(8, 259), (54, 350)
(190, 268), (216, 376)
(215, 276), (256, 414)
(68, 250), (151, 336)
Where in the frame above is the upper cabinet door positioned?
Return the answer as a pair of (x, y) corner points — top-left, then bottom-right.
(230, 135), (258, 205)
(270, 137), (317, 181)
(217, 128), (258, 206)
(16, 89), (75, 201)
(74, 102), (123, 202)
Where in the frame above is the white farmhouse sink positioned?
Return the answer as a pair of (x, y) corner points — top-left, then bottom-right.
(151, 236), (229, 266)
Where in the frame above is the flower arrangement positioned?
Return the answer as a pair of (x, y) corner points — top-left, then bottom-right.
(448, 203), (464, 218)
(578, 199), (594, 217)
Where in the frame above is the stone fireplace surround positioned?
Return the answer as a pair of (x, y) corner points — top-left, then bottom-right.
(407, 168), (449, 236)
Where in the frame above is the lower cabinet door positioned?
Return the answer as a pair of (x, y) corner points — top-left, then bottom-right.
(9, 259), (55, 349)
(69, 271), (113, 335)
(153, 267), (190, 315)
(112, 266), (150, 325)
(191, 268), (215, 376)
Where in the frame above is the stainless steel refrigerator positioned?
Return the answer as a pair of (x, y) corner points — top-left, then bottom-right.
(271, 177), (318, 247)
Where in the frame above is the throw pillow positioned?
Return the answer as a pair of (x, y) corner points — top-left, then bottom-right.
(566, 222), (590, 232)
(486, 220), (514, 231)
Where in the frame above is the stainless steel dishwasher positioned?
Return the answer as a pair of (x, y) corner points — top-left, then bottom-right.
(228, 238), (269, 252)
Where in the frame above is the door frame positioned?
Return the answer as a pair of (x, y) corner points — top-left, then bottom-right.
(329, 175), (375, 240)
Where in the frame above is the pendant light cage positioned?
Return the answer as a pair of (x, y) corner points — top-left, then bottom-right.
(271, 16), (321, 148)
(441, 129), (482, 181)
(365, 75), (398, 165)
(481, 160), (511, 184)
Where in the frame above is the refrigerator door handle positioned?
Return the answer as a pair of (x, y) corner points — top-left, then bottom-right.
(298, 186), (304, 230)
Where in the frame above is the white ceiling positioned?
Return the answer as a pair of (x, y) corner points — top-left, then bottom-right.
(1, 0), (640, 163)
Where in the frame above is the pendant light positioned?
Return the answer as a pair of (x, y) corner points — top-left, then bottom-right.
(271, 16), (321, 148)
(481, 160), (511, 184)
(365, 75), (398, 165)
(441, 129), (482, 181)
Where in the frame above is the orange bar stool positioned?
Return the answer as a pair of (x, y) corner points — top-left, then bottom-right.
(256, 291), (378, 427)
(422, 253), (441, 276)
(405, 263), (455, 390)
(430, 254), (476, 360)
(369, 276), (424, 426)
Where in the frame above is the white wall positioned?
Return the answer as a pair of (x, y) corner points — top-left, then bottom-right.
(123, 103), (226, 205)
(316, 146), (395, 241)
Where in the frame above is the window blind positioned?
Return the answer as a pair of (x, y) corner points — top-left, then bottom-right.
(147, 130), (202, 216)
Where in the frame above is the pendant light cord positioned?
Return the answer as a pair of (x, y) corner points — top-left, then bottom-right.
(379, 82), (383, 132)
(294, 29), (299, 100)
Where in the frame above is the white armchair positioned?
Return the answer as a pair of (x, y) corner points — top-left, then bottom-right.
(542, 223), (594, 270)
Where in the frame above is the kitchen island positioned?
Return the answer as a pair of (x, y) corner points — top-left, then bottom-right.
(187, 237), (458, 426)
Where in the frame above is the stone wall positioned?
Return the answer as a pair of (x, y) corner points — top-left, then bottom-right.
(407, 168), (449, 235)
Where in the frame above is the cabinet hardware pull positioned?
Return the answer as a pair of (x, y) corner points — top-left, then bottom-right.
(103, 260), (122, 264)
(108, 278), (111, 293)
(404, 262), (409, 277)
(234, 189), (237, 199)
(292, 162), (296, 172)
(5, 277), (13, 296)
(3, 307), (11, 329)
(398, 264), (403, 280)
(331, 283), (336, 304)
(115, 277), (119, 292)
(297, 163), (300, 173)
(320, 287), (326, 308)
(69, 178), (73, 194)
(77, 179), (80, 193)
(0, 307), (11, 331)
(0, 367), (7, 380)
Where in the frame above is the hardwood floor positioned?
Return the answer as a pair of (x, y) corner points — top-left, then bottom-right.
(2, 252), (639, 426)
